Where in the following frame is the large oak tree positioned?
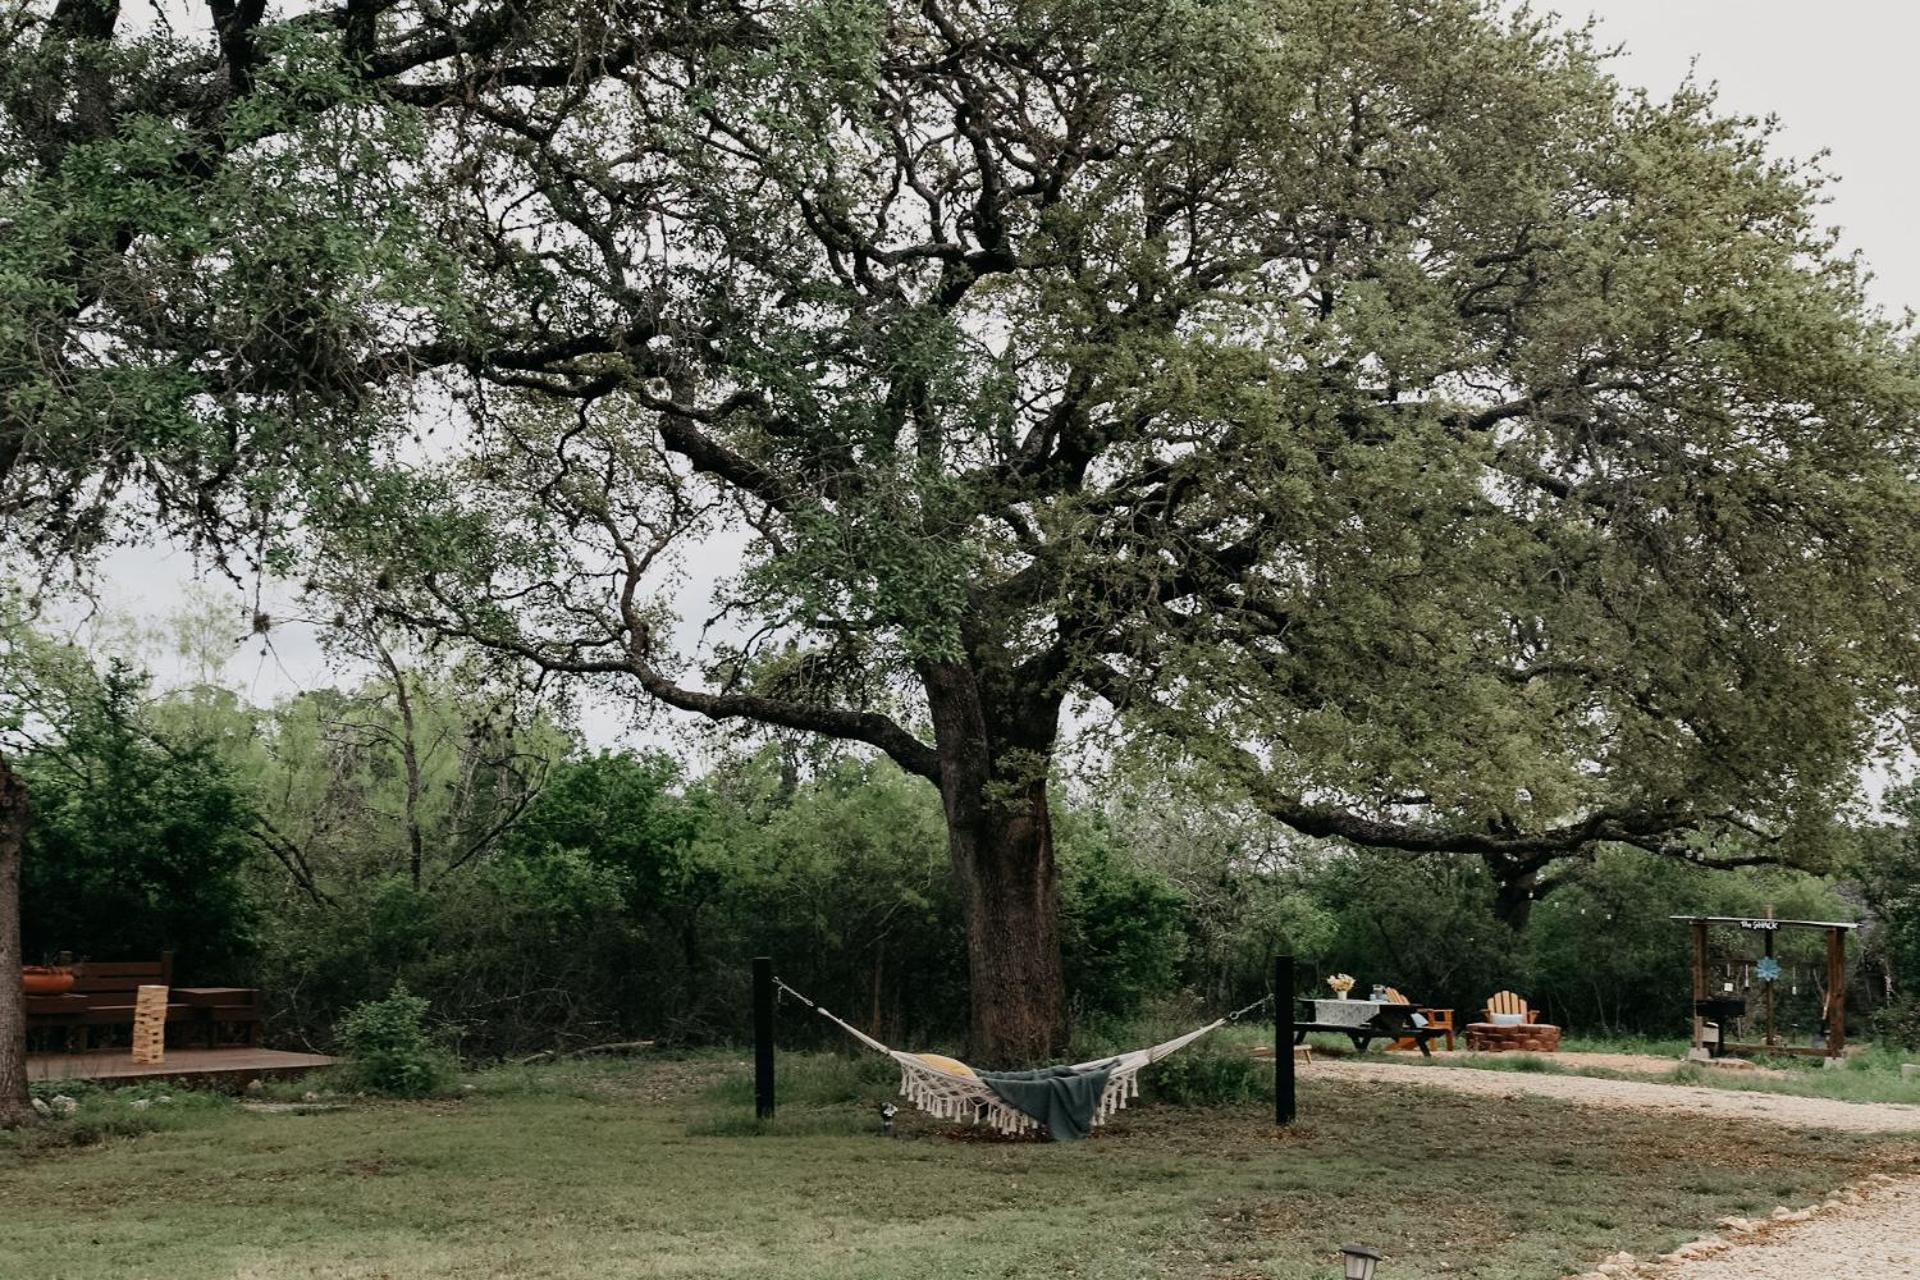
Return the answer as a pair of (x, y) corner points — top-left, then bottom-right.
(323, 0), (1920, 1061)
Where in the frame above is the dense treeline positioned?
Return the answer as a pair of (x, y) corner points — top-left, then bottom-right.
(5, 618), (1912, 1058)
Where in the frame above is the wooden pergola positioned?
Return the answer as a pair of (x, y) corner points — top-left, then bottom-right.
(1673, 915), (1855, 1060)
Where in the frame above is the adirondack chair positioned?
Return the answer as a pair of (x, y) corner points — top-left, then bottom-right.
(1467, 990), (1560, 1051)
(1483, 990), (1540, 1024)
(1384, 987), (1456, 1052)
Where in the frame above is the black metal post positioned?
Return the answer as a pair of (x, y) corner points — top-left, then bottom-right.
(753, 956), (775, 1120)
(1275, 954), (1296, 1126)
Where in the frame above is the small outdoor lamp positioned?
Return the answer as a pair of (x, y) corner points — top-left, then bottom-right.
(1339, 1243), (1383, 1280)
(879, 1102), (898, 1135)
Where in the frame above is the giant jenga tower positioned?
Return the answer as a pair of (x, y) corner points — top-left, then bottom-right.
(131, 984), (167, 1065)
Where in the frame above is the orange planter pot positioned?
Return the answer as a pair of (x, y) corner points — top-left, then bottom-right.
(22, 967), (75, 996)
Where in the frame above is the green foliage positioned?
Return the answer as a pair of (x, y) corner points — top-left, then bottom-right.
(0, 9), (452, 568)
(1531, 853), (1853, 1037)
(331, 0), (1920, 940)
(1849, 787), (1920, 1039)
(701, 752), (967, 1047)
(247, 745), (962, 1057)
(9, 652), (256, 976)
(1869, 999), (1920, 1051)
(1057, 815), (1187, 1022)
(1140, 1044), (1269, 1107)
(252, 858), (639, 1058)
(334, 984), (457, 1097)
(243, 659), (567, 899)
(3, 605), (1904, 1066)
(506, 751), (707, 906)
(3, 0), (1918, 1080)
(1305, 854), (1521, 1020)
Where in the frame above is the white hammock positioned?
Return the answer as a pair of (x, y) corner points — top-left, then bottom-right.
(775, 980), (1270, 1137)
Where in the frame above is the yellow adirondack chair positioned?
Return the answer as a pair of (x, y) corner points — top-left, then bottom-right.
(1385, 987), (1456, 1052)
(1484, 990), (1540, 1024)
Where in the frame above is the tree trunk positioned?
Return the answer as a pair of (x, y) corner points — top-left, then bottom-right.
(0, 756), (32, 1128)
(374, 643), (427, 890)
(1487, 854), (1544, 930)
(923, 660), (1066, 1065)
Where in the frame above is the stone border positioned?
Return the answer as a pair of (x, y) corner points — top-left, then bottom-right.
(1562, 1172), (1902, 1278)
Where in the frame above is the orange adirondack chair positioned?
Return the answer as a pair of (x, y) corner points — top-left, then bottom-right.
(1484, 990), (1540, 1024)
(1385, 986), (1456, 1052)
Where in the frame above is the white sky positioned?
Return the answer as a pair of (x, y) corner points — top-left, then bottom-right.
(79, 1), (1920, 759)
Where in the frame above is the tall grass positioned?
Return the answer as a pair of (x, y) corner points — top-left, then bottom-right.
(700, 1050), (897, 1109)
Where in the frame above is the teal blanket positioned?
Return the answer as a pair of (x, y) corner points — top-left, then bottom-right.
(976, 1061), (1117, 1140)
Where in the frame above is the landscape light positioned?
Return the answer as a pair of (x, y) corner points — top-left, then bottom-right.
(1340, 1243), (1383, 1280)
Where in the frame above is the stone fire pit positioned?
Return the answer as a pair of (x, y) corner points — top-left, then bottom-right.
(1465, 1021), (1562, 1053)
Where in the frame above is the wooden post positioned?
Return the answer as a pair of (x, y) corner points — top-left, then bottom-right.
(753, 956), (775, 1120)
(1763, 924), (1777, 1048)
(1275, 955), (1296, 1127)
(1826, 927), (1846, 1060)
(1689, 919), (1708, 1054)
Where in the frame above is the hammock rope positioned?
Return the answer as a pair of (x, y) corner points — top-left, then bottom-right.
(773, 977), (1272, 1136)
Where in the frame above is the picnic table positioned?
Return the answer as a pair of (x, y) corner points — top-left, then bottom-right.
(1292, 998), (1446, 1057)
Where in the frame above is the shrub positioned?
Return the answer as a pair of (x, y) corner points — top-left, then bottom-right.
(1142, 1044), (1268, 1106)
(1870, 997), (1920, 1050)
(335, 984), (457, 1096)
(1058, 834), (1188, 1022)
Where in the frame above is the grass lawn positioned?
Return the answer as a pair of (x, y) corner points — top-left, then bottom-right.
(2, 1052), (1915, 1280)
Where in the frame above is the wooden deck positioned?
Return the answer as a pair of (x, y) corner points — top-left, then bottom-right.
(28, 1046), (335, 1087)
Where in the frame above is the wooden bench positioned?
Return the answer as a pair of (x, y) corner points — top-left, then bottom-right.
(24, 954), (262, 1050)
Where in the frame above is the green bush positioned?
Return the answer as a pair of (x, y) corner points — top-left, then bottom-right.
(1058, 825), (1188, 1021)
(335, 985), (458, 1096)
(1870, 997), (1920, 1050)
(1141, 1044), (1268, 1106)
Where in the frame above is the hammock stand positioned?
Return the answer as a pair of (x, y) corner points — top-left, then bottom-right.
(773, 978), (1272, 1138)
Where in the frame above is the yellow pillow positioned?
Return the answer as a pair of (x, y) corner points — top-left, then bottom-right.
(913, 1053), (975, 1078)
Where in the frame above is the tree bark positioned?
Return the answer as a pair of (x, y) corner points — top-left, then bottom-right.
(1489, 857), (1541, 931)
(373, 642), (426, 890)
(0, 756), (33, 1128)
(923, 660), (1066, 1065)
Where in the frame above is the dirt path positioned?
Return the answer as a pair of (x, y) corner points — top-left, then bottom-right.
(1420, 1049), (1790, 1080)
(1311, 1057), (1920, 1134)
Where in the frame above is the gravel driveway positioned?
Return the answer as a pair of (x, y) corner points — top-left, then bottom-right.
(1312, 1057), (1920, 1134)
(1646, 1178), (1920, 1279)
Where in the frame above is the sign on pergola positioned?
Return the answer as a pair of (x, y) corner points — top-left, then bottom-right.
(1672, 915), (1855, 1060)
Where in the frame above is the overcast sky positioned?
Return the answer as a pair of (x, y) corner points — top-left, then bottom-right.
(83, 1), (1920, 757)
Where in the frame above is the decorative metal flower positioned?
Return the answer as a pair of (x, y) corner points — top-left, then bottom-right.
(1755, 957), (1782, 983)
